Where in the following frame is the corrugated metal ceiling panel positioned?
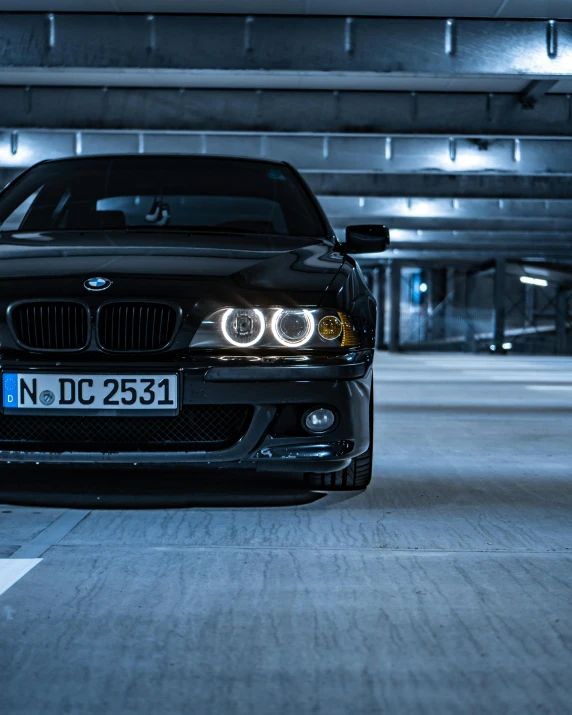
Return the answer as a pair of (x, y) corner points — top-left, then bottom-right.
(1, 0), (571, 18)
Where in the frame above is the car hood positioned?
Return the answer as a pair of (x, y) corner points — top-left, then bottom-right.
(0, 230), (343, 305)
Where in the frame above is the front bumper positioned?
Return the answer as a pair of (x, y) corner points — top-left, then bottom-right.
(0, 353), (373, 472)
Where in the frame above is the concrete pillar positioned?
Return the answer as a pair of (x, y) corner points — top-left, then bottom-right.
(493, 258), (506, 353)
(462, 271), (477, 353)
(364, 269), (374, 292)
(388, 260), (401, 353)
(443, 268), (457, 338)
(556, 289), (569, 355)
(428, 268), (447, 341)
(373, 266), (386, 350)
(524, 283), (535, 329)
(428, 268), (447, 313)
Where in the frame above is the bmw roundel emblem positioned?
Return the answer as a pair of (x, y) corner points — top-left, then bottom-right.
(84, 277), (112, 291)
(39, 390), (56, 406)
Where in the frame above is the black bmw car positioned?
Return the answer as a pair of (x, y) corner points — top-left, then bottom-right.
(0, 155), (388, 491)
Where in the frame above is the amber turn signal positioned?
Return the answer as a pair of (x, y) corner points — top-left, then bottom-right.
(318, 315), (343, 340)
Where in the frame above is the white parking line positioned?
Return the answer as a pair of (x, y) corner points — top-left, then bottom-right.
(473, 374), (572, 382)
(0, 510), (89, 598)
(0, 559), (41, 598)
(526, 386), (572, 392)
(10, 509), (90, 559)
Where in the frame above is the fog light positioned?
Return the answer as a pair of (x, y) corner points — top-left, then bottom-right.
(304, 408), (336, 434)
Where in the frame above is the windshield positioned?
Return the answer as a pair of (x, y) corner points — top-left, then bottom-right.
(0, 156), (327, 238)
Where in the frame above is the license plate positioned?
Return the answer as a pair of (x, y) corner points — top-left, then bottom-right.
(2, 374), (178, 411)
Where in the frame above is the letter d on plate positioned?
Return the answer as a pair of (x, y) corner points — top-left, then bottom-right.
(2, 374), (18, 408)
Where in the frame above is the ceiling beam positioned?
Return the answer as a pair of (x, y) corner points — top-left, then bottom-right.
(343, 224), (572, 257)
(321, 196), (572, 231)
(2, 88), (572, 137)
(0, 15), (571, 87)
(321, 196), (572, 219)
(1, 1), (570, 18)
(307, 173), (572, 199)
(339, 228), (572, 262)
(4, 129), (572, 175)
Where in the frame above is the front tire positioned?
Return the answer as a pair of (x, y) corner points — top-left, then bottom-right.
(305, 386), (374, 491)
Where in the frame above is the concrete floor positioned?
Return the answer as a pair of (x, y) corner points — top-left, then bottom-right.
(1, 354), (571, 715)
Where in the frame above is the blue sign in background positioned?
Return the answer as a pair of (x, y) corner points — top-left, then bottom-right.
(2, 374), (18, 408)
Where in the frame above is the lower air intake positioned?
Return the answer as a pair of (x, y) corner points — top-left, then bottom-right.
(0, 406), (252, 453)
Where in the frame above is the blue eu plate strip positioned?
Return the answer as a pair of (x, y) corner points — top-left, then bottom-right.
(2, 374), (18, 408)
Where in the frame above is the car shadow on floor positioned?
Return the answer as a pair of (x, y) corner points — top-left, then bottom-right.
(0, 465), (364, 509)
(359, 469), (572, 511)
(2, 465), (570, 512)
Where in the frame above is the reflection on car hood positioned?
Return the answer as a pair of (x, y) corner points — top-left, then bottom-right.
(0, 230), (344, 303)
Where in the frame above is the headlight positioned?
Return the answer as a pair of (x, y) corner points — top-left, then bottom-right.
(190, 308), (358, 350)
(272, 309), (315, 347)
(221, 308), (265, 347)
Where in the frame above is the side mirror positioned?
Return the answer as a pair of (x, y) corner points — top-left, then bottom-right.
(343, 225), (390, 254)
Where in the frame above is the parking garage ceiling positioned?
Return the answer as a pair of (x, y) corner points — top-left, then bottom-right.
(0, 2), (571, 260)
(1, 1), (572, 18)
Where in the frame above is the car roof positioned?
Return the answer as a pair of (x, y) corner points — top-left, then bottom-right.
(40, 154), (290, 168)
